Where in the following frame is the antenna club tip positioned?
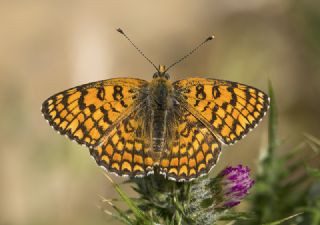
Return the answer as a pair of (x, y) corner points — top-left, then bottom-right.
(206, 35), (215, 41)
(116, 28), (124, 34)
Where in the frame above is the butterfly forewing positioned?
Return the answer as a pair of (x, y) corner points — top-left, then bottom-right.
(173, 78), (270, 145)
(41, 78), (148, 148)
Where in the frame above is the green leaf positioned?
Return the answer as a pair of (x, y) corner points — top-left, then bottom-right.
(218, 211), (254, 221)
(99, 195), (135, 225)
(103, 173), (152, 224)
(262, 212), (303, 225)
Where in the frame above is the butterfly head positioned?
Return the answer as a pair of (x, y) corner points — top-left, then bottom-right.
(153, 65), (170, 80)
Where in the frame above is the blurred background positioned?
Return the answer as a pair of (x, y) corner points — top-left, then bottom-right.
(1, 1), (319, 224)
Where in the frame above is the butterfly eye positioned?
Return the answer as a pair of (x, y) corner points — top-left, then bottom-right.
(153, 73), (159, 79)
(164, 74), (170, 80)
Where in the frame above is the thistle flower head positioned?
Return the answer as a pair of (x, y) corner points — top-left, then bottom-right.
(186, 165), (255, 224)
(218, 165), (255, 208)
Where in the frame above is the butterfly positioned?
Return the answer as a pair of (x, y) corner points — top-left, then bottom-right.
(41, 29), (270, 182)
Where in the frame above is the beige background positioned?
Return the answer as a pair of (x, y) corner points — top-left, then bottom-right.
(1, 1), (319, 224)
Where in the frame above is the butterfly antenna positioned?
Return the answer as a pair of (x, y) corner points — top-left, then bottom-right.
(165, 35), (215, 73)
(117, 28), (159, 72)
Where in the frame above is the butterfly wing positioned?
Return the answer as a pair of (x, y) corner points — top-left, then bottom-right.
(90, 101), (155, 177)
(41, 78), (148, 148)
(159, 109), (221, 181)
(173, 78), (270, 145)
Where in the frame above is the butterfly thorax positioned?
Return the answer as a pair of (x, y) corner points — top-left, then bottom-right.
(149, 74), (173, 153)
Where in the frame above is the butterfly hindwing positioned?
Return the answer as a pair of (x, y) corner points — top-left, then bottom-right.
(90, 103), (154, 177)
(173, 78), (270, 145)
(41, 78), (148, 147)
(160, 109), (221, 181)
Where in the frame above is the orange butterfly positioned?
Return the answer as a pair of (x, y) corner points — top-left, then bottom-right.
(42, 29), (269, 181)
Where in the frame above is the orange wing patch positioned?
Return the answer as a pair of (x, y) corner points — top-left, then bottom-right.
(159, 110), (221, 181)
(173, 78), (270, 145)
(42, 78), (148, 147)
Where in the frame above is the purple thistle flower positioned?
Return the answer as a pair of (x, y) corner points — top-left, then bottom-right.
(218, 165), (255, 208)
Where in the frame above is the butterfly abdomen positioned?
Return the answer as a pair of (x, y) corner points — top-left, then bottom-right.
(151, 109), (167, 152)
